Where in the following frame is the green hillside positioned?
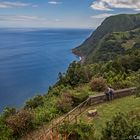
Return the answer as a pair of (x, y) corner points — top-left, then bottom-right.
(73, 13), (140, 63)
(88, 28), (140, 62)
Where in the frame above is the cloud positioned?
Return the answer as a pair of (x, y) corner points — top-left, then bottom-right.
(91, 13), (114, 19)
(90, 1), (112, 11)
(55, 19), (61, 22)
(90, 0), (140, 11)
(0, 1), (37, 8)
(48, 1), (62, 5)
(0, 15), (46, 22)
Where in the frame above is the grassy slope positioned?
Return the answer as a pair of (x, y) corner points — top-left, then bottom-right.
(79, 96), (140, 138)
(87, 28), (140, 63)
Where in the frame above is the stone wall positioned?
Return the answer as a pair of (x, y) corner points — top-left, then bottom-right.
(89, 87), (136, 106)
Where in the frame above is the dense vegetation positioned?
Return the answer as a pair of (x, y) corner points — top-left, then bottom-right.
(58, 121), (94, 140)
(102, 112), (140, 140)
(0, 13), (140, 139)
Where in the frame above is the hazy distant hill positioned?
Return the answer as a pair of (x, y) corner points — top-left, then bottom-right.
(73, 13), (140, 63)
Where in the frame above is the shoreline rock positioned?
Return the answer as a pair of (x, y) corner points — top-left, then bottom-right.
(71, 49), (85, 64)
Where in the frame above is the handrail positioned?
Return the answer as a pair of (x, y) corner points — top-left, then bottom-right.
(46, 97), (90, 133)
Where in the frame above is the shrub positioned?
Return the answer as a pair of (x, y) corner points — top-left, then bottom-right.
(0, 117), (13, 140)
(90, 77), (107, 92)
(56, 61), (92, 87)
(24, 95), (44, 109)
(71, 93), (89, 106)
(111, 80), (133, 90)
(71, 86), (90, 106)
(33, 106), (59, 126)
(48, 85), (71, 97)
(5, 110), (33, 137)
(2, 107), (16, 119)
(57, 92), (73, 113)
(58, 120), (94, 140)
(101, 112), (140, 140)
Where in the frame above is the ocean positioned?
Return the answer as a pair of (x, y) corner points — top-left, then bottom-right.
(0, 28), (92, 111)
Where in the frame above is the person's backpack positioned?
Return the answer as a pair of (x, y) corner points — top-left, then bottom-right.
(110, 88), (114, 95)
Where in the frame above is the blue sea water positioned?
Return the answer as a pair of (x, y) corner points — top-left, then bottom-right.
(0, 28), (92, 111)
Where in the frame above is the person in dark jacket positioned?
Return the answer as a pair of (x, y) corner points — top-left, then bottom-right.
(105, 86), (114, 101)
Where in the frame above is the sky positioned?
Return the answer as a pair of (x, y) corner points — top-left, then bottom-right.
(0, 0), (139, 29)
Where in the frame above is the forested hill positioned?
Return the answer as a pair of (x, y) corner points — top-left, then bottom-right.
(72, 13), (140, 63)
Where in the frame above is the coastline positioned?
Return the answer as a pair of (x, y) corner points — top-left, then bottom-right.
(71, 49), (85, 64)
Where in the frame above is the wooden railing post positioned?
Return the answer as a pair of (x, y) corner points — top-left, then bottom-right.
(67, 114), (70, 122)
(75, 116), (78, 124)
(79, 106), (82, 114)
(50, 129), (53, 140)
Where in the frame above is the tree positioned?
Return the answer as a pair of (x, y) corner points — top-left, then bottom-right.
(2, 107), (16, 119)
(24, 95), (44, 109)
